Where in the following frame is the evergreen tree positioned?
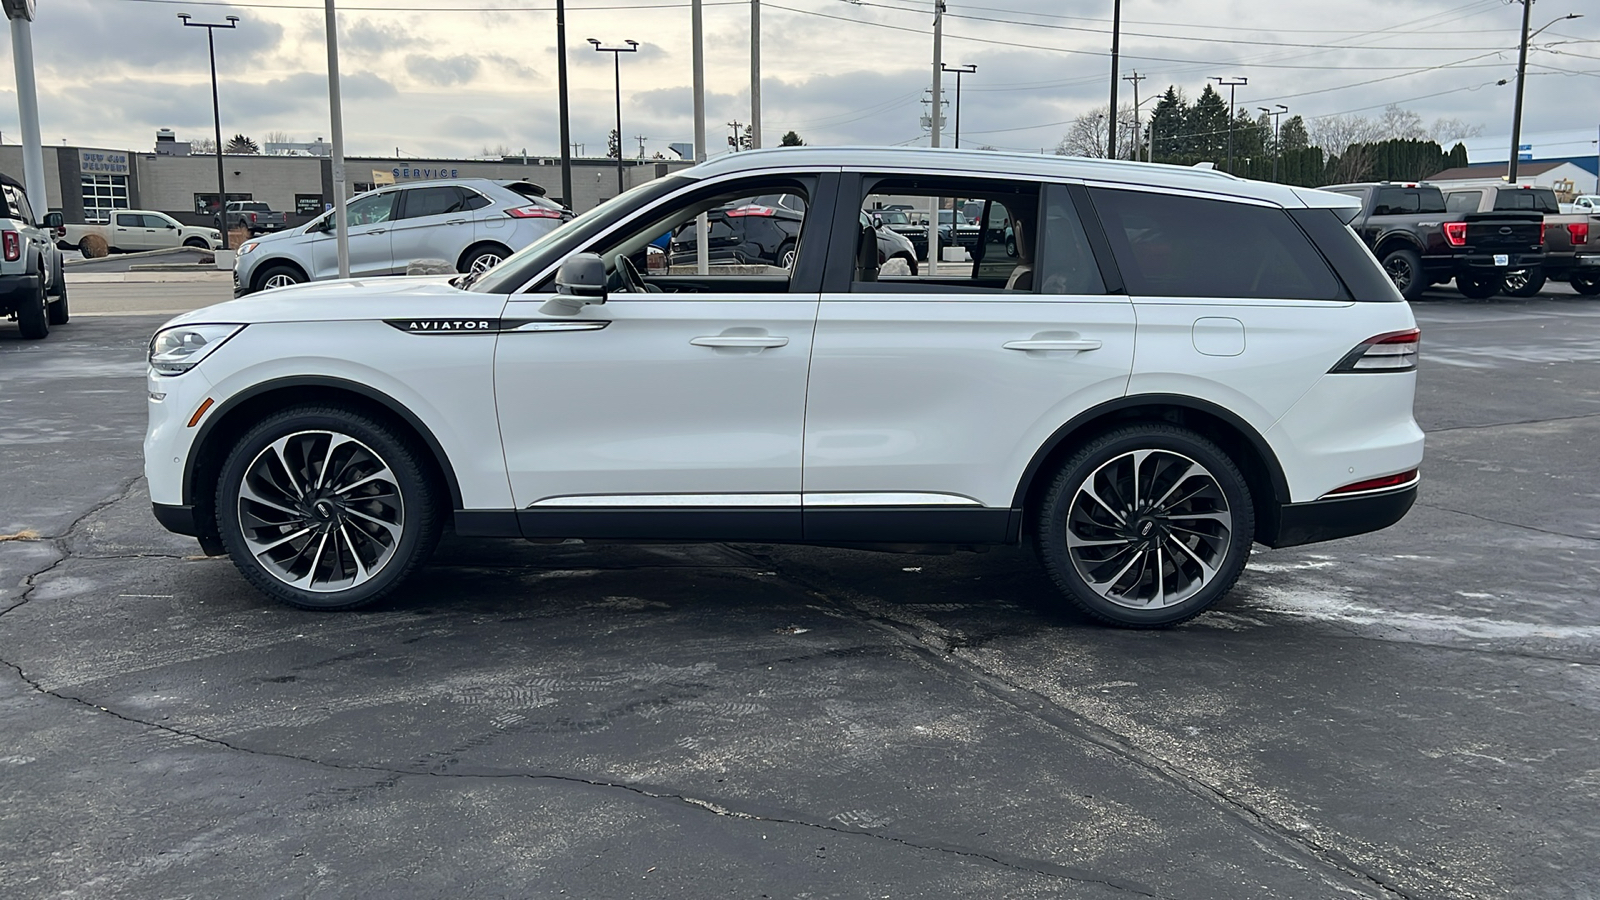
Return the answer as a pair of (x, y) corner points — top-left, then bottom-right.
(225, 134), (259, 154)
(1278, 116), (1310, 153)
(1187, 84), (1229, 164)
(1148, 86), (1187, 161)
(607, 129), (620, 160)
(780, 130), (804, 147)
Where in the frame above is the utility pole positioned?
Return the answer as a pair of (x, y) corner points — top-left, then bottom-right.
(928, 0), (944, 273)
(556, 0), (572, 207)
(1107, 0), (1121, 159)
(179, 12), (240, 251)
(635, 134), (648, 158)
(319, 1), (348, 277)
(1260, 104), (1288, 182)
(750, 0), (761, 149)
(1122, 70), (1145, 160)
(1506, 8), (1582, 182)
(1211, 75), (1247, 174)
(5, 0), (47, 219)
(942, 63), (976, 149)
(727, 120), (743, 151)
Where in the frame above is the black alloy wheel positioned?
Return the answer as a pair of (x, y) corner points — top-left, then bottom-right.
(1381, 248), (1427, 302)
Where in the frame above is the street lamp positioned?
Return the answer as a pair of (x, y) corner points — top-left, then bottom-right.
(940, 63), (976, 149)
(1506, 8), (1581, 183)
(1210, 75), (1247, 175)
(588, 37), (638, 197)
(1260, 104), (1288, 183)
(178, 12), (239, 250)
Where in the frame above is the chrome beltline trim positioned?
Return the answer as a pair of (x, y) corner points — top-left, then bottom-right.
(528, 492), (984, 508)
(803, 492), (983, 507)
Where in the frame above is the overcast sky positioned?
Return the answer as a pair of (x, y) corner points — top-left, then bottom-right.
(1, 0), (1595, 160)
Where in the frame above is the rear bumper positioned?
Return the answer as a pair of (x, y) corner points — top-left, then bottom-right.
(1261, 485), (1417, 549)
(1458, 252), (1544, 271)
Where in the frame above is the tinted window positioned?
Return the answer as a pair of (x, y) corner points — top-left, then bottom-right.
(402, 186), (466, 219)
(459, 190), (491, 211)
(9, 188), (33, 223)
(1090, 189), (1342, 301)
(346, 192), (397, 226)
(1036, 185), (1106, 295)
(140, 214), (170, 228)
(1445, 191), (1482, 213)
(116, 213), (142, 227)
(1493, 189), (1560, 213)
(1373, 187), (1446, 215)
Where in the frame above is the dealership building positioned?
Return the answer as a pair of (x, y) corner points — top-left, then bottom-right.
(0, 132), (692, 227)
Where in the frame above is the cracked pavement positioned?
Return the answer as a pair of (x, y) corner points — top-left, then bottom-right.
(2, 295), (1598, 899)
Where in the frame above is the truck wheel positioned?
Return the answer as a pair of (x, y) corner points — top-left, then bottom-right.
(1380, 248), (1426, 301)
(1034, 425), (1253, 628)
(16, 271), (48, 339)
(46, 256), (69, 325)
(1456, 273), (1501, 300)
(183, 237), (210, 249)
(1502, 268), (1546, 298)
(1572, 274), (1600, 297)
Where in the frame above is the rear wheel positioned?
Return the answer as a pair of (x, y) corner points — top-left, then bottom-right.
(15, 270), (48, 339)
(215, 406), (442, 610)
(1572, 273), (1600, 296)
(1502, 268), (1546, 297)
(1456, 273), (1501, 300)
(1380, 248), (1426, 301)
(777, 240), (797, 270)
(460, 245), (510, 275)
(1035, 425), (1254, 628)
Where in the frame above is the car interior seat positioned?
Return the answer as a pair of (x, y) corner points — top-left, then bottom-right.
(1005, 216), (1034, 291)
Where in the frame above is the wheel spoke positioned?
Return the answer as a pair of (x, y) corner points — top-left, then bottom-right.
(1148, 461), (1196, 511)
(1152, 546), (1166, 607)
(249, 525), (316, 556)
(288, 531), (332, 589)
(269, 437), (308, 498)
(332, 466), (394, 497)
(313, 434), (353, 491)
(1079, 482), (1127, 525)
(344, 506), (402, 540)
(239, 480), (302, 518)
(1165, 534), (1218, 581)
(1067, 532), (1129, 549)
(339, 523), (371, 583)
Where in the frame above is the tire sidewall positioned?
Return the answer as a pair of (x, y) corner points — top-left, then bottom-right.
(214, 406), (437, 610)
(1382, 248), (1426, 301)
(16, 268), (48, 338)
(1037, 425), (1255, 627)
(255, 265), (304, 292)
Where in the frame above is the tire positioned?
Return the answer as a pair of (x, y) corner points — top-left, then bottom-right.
(1005, 236), (1017, 258)
(46, 256), (69, 326)
(1502, 267), (1546, 298)
(1380, 247), (1426, 301)
(214, 406), (442, 611)
(1035, 425), (1254, 628)
(459, 244), (511, 275)
(1456, 273), (1500, 300)
(255, 264), (305, 292)
(183, 237), (210, 249)
(15, 270), (48, 339)
(777, 240), (797, 270)
(1572, 273), (1600, 296)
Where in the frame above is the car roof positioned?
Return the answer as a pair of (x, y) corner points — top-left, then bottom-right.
(685, 146), (1350, 209)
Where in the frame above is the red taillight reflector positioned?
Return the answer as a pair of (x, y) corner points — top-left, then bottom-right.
(1568, 221), (1590, 245)
(1, 231), (18, 262)
(726, 205), (777, 217)
(1325, 469), (1419, 497)
(506, 205), (563, 219)
(1442, 222), (1467, 247)
(249, 212), (258, 223)
(1330, 328), (1420, 373)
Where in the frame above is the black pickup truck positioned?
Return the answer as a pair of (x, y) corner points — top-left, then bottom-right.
(1321, 182), (1544, 300)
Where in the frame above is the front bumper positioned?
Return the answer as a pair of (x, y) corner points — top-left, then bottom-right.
(1261, 485), (1417, 549)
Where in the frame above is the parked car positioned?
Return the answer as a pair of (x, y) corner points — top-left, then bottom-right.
(1561, 195), (1600, 215)
(231, 178), (570, 295)
(146, 147), (1423, 627)
(1443, 185), (1595, 296)
(218, 201), (288, 235)
(862, 210), (918, 274)
(669, 193), (804, 268)
(0, 172), (67, 338)
(57, 210), (222, 255)
(866, 205), (928, 258)
(1321, 181), (1544, 300)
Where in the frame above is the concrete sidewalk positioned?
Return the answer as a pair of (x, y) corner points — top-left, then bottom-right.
(66, 272), (232, 318)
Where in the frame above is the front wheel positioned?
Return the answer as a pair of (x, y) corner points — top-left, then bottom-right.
(1502, 267), (1546, 298)
(1035, 425), (1254, 627)
(215, 407), (442, 610)
(1456, 273), (1501, 300)
(184, 237), (210, 249)
(255, 265), (305, 292)
(1571, 273), (1600, 297)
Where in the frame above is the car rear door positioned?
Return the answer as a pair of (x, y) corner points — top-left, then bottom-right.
(800, 174), (1136, 543)
(390, 186), (473, 272)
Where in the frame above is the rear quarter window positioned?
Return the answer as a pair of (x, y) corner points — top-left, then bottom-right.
(1493, 190), (1560, 214)
(1088, 188), (1344, 301)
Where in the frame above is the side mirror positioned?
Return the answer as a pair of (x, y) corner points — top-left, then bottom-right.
(541, 252), (607, 315)
(42, 212), (63, 229)
(167, 223), (177, 229)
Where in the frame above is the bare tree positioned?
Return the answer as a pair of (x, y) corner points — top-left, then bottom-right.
(1429, 117), (1485, 144)
(1310, 113), (1385, 156)
(263, 130), (295, 146)
(190, 136), (217, 155)
(1056, 104), (1140, 159)
(1376, 104), (1425, 141)
(1328, 143), (1377, 184)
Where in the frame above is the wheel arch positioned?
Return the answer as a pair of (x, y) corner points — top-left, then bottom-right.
(1010, 395), (1289, 544)
(1372, 232), (1425, 259)
(182, 376), (465, 538)
(456, 241), (514, 273)
(251, 258), (310, 292)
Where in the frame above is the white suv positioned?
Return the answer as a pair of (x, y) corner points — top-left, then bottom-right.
(145, 148), (1423, 627)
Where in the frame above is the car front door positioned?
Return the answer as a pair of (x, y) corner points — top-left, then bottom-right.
(800, 175), (1137, 543)
(112, 212), (152, 251)
(142, 214), (180, 249)
(493, 172), (836, 541)
(390, 186), (473, 273)
(310, 191), (396, 279)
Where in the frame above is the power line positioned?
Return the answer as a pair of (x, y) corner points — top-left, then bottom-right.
(108, 0), (745, 11)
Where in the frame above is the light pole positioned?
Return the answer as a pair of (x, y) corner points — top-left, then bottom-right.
(941, 63), (976, 149)
(588, 38), (637, 197)
(556, 0), (572, 207)
(1210, 76), (1247, 175)
(1107, 0), (1121, 159)
(5, 0), (47, 220)
(1507, 8), (1582, 183)
(179, 12), (239, 250)
(1260, 104), (1288, 182)
(321, 0), (349, 279)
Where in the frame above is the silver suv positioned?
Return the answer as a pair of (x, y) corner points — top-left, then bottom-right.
(0, 173), (67, 339)
(231, 178), (571, 296)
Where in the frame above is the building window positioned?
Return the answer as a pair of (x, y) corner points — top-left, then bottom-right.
(352, 183), (375, 194)
(81, 174), (130, 224)
(193, 192), (254, 219)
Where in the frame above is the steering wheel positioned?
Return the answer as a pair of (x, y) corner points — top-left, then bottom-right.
(614, 253), (648, 293)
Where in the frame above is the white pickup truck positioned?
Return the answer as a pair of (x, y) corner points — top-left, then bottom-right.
(55, 210), (222, 255)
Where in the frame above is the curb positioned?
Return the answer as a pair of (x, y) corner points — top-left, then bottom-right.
(66, 271), (231, 284)
(65, 246), (218, 268)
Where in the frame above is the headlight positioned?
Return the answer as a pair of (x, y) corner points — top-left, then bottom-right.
(238, 240), (259, 255)
(148, 324), (244, 375)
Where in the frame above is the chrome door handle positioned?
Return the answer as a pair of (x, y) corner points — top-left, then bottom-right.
(1003, 339), (1102, 352)
(445, 218), (467, 225)
(690, 335), (789, 348)
(366, 228), (387, 235)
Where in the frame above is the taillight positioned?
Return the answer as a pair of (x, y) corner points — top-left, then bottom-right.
(1442, 222), (1467, 247)
(2, 231), (18, 262)
(506, 205), (563, 219)
(1568, 221), (1589, 245)
(1330, 328), (1420, 373)
(1322, 468), (1419, 498)
(249, 212), (258, 223)
(726, 205), (777, 217)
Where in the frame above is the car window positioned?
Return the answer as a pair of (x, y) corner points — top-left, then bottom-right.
(116, 213), (142, 227)
(346, 192), (397, 226)
(1090, 188), (1342, 301)
(856, 176), (1040, 294)
(1493, 189), (1560, 214)
(1036, 184), (1107, 296)
(460, 190), (492, 211)
(8, 188), (34, 223)
(1373, 187), (1446, 216)
(402, 186), (467, 219)
(1445, 191), (1481, 213)
(141, 214), (171, 229)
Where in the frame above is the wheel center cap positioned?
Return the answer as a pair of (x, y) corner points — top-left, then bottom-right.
(313, 499), (336, 520)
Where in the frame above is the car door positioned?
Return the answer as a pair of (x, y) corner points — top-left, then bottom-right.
(310, 190), (397, 279)
(389, 186), (473, 272)
(801, 175), (1136, 543)
(141, 214), (179, 249)
(112, 212), (152, 251)
(493, 172), (837, 541)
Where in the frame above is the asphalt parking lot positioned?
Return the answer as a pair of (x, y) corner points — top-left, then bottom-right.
(1, 279), (1596, 899)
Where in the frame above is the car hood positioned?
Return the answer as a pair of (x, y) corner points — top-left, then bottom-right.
(159, 275), (494, 328)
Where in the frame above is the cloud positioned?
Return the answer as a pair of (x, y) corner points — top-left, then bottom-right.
(405, 54), (481, 87)
(344, 18), (425, 55)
